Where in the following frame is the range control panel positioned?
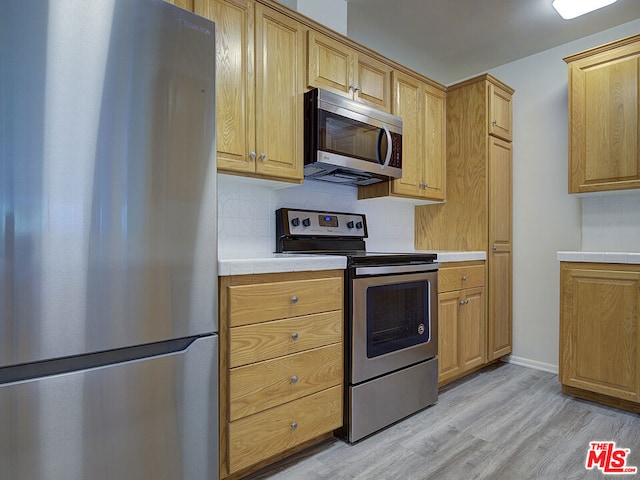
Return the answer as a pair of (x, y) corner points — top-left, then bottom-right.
(277, 208), (368, 238)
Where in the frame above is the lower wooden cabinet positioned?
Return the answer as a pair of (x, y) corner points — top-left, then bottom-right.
(219, 270), (344, 478)
(559, 262), (640, 411)
(438, 262), (487, 386)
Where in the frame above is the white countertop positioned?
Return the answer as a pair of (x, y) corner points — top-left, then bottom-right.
(219, 251), (486, 276)
(557, 251), (640, 264)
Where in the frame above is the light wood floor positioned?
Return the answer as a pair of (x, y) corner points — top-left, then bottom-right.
(245, 362), (640, 480)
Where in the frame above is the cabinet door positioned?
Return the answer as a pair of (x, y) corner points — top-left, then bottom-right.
(390, 71), (423, 197)
(254, 4), (304, 180)
(568, 54), (640, 193)
(460, 287), (486, 371)
(196, 0), (255, 173)
(560, 264), (640, 402)
(488, 82), (512, 142)
(438, 291), (461, 383)
(488, 137), (512, 360)
(307, 30), (355, 98)
(354, 52), (391, 112)
(421, 84), (446, 201)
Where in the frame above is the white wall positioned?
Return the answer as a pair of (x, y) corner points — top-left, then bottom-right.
(487, 19), (640, 372)
(297, 0), (347, 35)
(218, 175), (415, 258)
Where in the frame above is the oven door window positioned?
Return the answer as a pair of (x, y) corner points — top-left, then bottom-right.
(366, 280), (431, 358)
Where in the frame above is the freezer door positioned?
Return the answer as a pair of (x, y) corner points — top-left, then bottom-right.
(0, 335), (218, 480)
(0, 0), (217, 368)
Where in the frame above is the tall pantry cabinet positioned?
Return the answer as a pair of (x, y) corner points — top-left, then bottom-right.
(415, 74), (514, 362)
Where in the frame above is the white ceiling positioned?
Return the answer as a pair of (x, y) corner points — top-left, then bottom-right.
(345, 0), (640, 84)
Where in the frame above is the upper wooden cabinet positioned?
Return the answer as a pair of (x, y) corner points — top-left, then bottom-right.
(195, 0), (304, 182)
(565, 34), (640, 194)
(164, 0), (194, 10)
(560, 262), (640, 411)
(358, 71), (446, 202)
(488, 82), (513, 142)
(307, 30), (391, 112)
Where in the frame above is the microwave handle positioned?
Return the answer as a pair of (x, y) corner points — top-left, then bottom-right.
(378, 123), (393, 169)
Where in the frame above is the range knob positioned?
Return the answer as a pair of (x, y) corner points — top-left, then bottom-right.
(347, 221), (355, 229)
(291, 217), (300, 227)
(302, 218), (311, 227)
(356, 221), (363, 229)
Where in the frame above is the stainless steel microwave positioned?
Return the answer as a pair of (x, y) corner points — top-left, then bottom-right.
(303, 88), (403, 186)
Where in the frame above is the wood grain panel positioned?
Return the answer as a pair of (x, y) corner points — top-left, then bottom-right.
(438, 265), (486, 293)
(228, 386), (342, 473)
(460, 286), (486, 370)
(254, 3), (304, 180)
(488, 82), (513, 141)
(229, 310), (342, 367)
(228, 277), (342, 326)
(584, 57), (638, 182)
(164, 0), (194, 11)
(307, 30), (353, 95)
(438, 291), (461, 383)
(355, 52), (391, 112)
(229, 344), (342, 420)
(566, 34), (640, 193)
(422, 84), (446, 200)
(196, 0), (255, 173)
(560, 263), (640, 402)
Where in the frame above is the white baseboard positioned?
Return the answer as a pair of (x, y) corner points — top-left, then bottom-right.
(503, 355), (558, 375)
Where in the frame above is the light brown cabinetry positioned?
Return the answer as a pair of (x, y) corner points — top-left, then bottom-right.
(438, 262), (486, 386)
(559, 262), (640, 412)
(565, 34), (640, 193)
(358, 71), (446, 202)
(219, 270), (344, 478)
(164, 0), (194, 10)
(416, 74), (514, 365)
(307, 30), (391, 112)
(195, 0), (304, 182)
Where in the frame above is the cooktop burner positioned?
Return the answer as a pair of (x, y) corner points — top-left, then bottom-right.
(275, 208), (436, 266)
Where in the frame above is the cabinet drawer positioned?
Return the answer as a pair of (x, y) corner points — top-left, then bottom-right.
(228, 277), (343, 327)
(229, 310), (342, 368)
(228, 385), (342, 474)
(439, 265), (485, 292)
(229, 344), (342, 421)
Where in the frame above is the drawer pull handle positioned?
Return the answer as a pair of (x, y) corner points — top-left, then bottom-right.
(291, 332), (299, 341)
(462, 275), (467, 281)
(291, 296), (298, 304)
(291, 375), (299, 384)
(291, 422), (298, 431)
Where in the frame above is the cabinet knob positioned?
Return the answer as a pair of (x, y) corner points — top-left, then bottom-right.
(460, 300), (465, 306)
(493, 245), (497, 251)
(291, 422), (298, 431)
(291, 375), (299, 384)
(259, 153), (266, 161)
(354, 85), (361, 92)
(466, 300), (469, 304)
(462, 275), (467, 281)
(492, 120), (497, 126)
(349, 84), (355, 92)
(249, 151), (256, 160)
(291, 296), (298, 304)
(291, 332), (299, 341)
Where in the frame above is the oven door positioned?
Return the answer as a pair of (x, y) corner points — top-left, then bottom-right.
(351, 266), (438, 385)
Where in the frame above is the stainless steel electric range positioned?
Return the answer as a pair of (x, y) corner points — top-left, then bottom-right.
(276, 208), (439, 443)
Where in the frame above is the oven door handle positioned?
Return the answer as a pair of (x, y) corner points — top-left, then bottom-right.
(355, 263), (440, 276)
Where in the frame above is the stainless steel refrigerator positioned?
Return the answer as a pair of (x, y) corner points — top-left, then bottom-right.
(0, 1), (218, 479)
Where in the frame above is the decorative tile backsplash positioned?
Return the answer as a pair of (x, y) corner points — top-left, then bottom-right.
(582, 193), (640, 252)
(218, 174), (416, 258)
